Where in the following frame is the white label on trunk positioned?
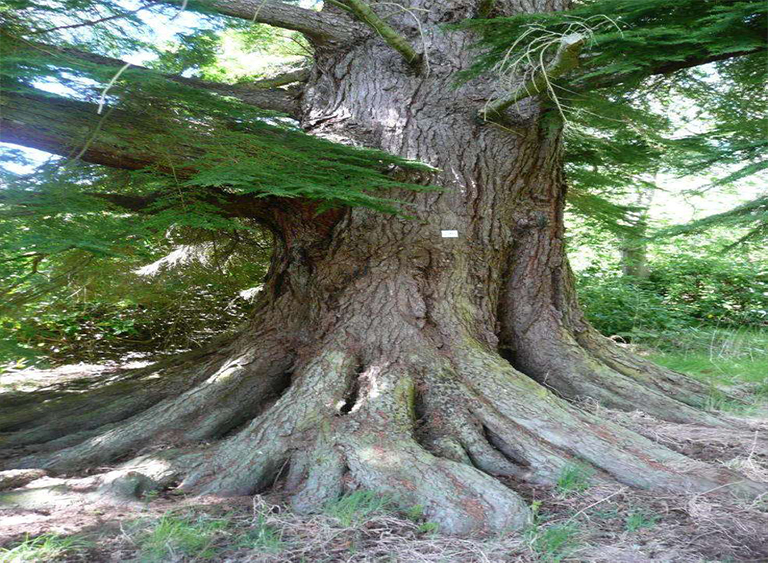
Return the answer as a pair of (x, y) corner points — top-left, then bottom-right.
(441, 230), (459, 238)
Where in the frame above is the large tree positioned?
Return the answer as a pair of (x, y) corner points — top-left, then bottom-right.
(1, 0), (767, 534)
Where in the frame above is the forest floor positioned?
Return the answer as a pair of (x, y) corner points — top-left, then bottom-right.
(1, 339), (767, 563)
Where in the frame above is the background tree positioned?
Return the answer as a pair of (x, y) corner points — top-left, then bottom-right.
(1, 0), (767, 534)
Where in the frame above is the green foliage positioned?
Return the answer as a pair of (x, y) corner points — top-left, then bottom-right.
(0, 223), (271, 364)
(661, 195), (768, 248)
(465, 0), (767, 90)
(555, 463), (594, 496)
(133, 512), (230, 562)
(527, 522), (581, 563)
(577, 247), (768, 339)
(577, 273), (686, 339)
(0, 533), (93, 562)
(624, 511), (658, 533)
(324, 491), (396, 527)
(644, 253), (768, 327)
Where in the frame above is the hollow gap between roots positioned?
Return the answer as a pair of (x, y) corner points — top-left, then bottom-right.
(337, 365), (364, 416)
(498, 345), (517, 368)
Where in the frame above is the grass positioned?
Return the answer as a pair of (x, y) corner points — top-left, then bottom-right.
(324, 491), (397, 527)
(527, 522), (581, 562)
(236, 513), (284, 552)
(132, 512), (231, 562)
(624, 510), (658, 533)
(555, 463), (594, 496)
(0, 533), (93, 562)
(639, 327), (768, 411)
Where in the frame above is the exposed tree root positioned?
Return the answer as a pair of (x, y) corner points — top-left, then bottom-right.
(2, 332), (765, 536)
(7, 333), (293, 472)
(339, 365), (532, 535)
(506, 324), (725, 427)
(453, 342), (765, 499)
(0, 346), (228, 448)
(178, 347), (357, 496)
(577, 327), (721, 407)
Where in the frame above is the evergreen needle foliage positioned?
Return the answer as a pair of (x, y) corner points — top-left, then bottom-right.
(462, 0), (767, 240)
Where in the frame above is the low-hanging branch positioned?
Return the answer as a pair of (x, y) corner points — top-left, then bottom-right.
(340, 0), (422, 67)
(13, 38), (303, 118)
(574, 47), (768, 93)
(159, 0), (359, 44)
(248, 68), (311, 89)
(480, 32), (585, 121)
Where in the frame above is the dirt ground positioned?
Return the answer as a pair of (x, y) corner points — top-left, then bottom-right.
(1, 362), (767, 562)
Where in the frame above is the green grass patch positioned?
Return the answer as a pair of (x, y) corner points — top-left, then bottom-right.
(133, 512), (231, 562)
(527, 522), (581, 562)
(624, 510), (658, 533)
(555, 463), (594, 496)
(324, 491), (396, 527)
(650, 351), (768, 385)
(0, 533), (93, 562)
(640, 327), (768, 409)
(236, 513), (285, 553)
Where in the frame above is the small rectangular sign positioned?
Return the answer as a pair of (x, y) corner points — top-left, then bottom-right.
(441, 230), (459, 238)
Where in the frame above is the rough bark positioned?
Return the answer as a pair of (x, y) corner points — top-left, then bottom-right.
(2, 0), (766, 536)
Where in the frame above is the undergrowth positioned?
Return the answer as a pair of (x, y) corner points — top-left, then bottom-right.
(0, 533), (93, 562)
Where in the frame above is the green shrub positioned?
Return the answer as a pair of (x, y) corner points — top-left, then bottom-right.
(577, 253), (768, 339)
(577, 272), (686, 338)
(646, 254), (768, 328)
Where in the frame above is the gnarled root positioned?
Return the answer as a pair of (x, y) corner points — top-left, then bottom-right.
(177, 349), (533, 534)
(4, 332), (764, 536)
(5, 332), (293, 472)
(454, 342), (765, 498)
(179, 347), (358, 495)
(172, 338), (764, 535)
(0, 345), (231, 449)
(505, 322), (726, 427)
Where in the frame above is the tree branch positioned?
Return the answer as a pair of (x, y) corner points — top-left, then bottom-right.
(0, 90), (170, 171)
(340, 0), (421, 67)
(248, 67), (310, 89)
(17, 39), (303, 118)
(0, 90), (278, 223)
(160, 0), (358, 44)
(27, 2), (157, 35)
(481, 32), (585, 121)
(576, 48), (766, 93)
(0, 188), (275, 222)
(0, 86), (335, 229)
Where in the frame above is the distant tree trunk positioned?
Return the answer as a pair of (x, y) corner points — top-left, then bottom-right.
(619, 181), (655, 279)
(2, 0), (765, 536)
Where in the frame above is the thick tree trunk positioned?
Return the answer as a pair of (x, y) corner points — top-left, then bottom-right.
(2, 0), (765, 536)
